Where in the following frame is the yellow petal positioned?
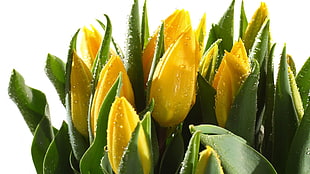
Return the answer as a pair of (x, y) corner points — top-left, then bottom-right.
(199, 41), (219, 79)
(195, 146), (224, 174)
(243, 2), (269, 51)
(142, 9), (191, 84)
(77, 25), (103, 69)
(107, 97), (150, 174)
(195, 13), (206, 55)
(91, 55), (135, 134)
(213, 40), (250, 127)
(288, 66), (304, 120)
(150, 26), (198, 127)
(70, 51), (92, 137)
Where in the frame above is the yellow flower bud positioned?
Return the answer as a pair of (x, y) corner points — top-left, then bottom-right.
(195, 146), (224, 174)
(70, 51), (92, 137)
(142, 9), (191, 84)
(107, 97), (150, 174)
(91, 55), (135, 134)
(243, 2), (268, 51)
(77, 25), (103, 70)
(195, 13), (206, 55)
(213, 40), (250, 127)
(150, 26), (198, 127)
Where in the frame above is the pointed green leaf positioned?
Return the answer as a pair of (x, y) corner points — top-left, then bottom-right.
(45, 53), (66, 105)
(118, 123), (144, 174)
(92, 14), (112, 84)
(8, 69), (49, 134)
(296, 57), (310, 110)
(197, 125), (276, 174)
(239, 0), (248, 38)
(65, 29), (89, 160)
(124, 0), (145, 111)
(205, 0), (234, 58)
(141, 0), (149, 50)
(261, 43), (275, 160)
(179, 131), (201, 174)
(273, 45), (299, 173)
(225, 60), (260, 146)
(31, 116), (54, 174)
(197, 73), (217, 124)
(80, 74), (122, 174)
(159, 128), (184, 174)
(43, 122), (73, 174)
(145, 22), (164, 102)
(248, 19), (269, 67)
(285, 104), (310, 174)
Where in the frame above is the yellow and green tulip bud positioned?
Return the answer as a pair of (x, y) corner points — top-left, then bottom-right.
(150, 26), (198, 127)
(195, 146), (224, 174)
(91, 55), (135, 134)
(288, 66), (304, 120)
(195, 13), (207, 55)
(213, 40), (250, 127)
(70, 51), (92, 137)
(107, 97), (150, 174)
(243, 2), (268, 51)
(77, 25), (103, 70)
(142, 9), (191, 84)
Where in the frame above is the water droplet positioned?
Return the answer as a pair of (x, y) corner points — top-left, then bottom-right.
(74, 100), (78, 104)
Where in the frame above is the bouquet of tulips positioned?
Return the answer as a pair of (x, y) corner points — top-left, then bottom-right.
(8, 0), (310, 173)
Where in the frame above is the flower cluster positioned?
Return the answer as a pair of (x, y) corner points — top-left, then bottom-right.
(8, 0), (310, 174)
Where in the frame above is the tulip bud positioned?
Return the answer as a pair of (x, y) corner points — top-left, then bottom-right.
(195, 146), (224, 174)
(213, 40), (250, 127)
(77, 25), (103, 70)
(150, 26), (198, 127)
(70, 51), (92, 137)
(107, 97), (150, 174)
(243, 2), (268, 51)
(91, 55), (135, 134)
(142, 9), (191, 84)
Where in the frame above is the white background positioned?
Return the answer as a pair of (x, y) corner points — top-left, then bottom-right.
(1, 0), (309, 173)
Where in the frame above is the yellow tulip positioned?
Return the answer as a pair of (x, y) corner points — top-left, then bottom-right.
(142, 9), (191, 84)
(70, 51), (92, 137)
(195, 146), (224, 174)
(213, 40), (250, 127)
(243, 2), (268, 51)
(77, 25), (103, 70)
(150, 26), (198, 127)
(91, 55), (135, 134)
(107, 97), (150, 174)
(195, 13), (207, 54)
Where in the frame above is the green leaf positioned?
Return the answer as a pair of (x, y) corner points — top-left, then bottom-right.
(261, 43), (276, 160)
(197, 125), (276, 174)
(197, 73), (217, 124)
(43, 121), (74, 174)
(124, 0), (145, 111)
(65, 29), (89, 160)
(31, 116), (54, 174)
(8, 69), (49, 134)
(145, 22), (164, 102)
(239, 0), (248, 39)
(118, 123), (144, 174)
(141, 0), (149, 50)
(92, 14), (112, 83)
(179, 131), (201, 174)
(225, 60), (260, 146)
(100, 150), (113, 174)
(296, 56), (310, 110)
(45, 53), (66, 105)
(205, 0), (234, 58)
(159, 127), (184, 174)
(273, 45), (299, 173)
(285, 104), (310, 174)
(80, 74), (122, 174)
(248, 19), (269, 67)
